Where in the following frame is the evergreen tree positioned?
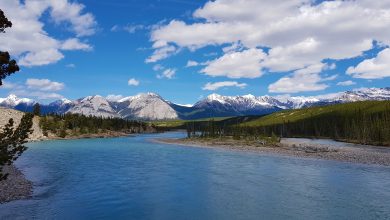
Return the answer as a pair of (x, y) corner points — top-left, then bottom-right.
(0, 9), (19, 85)
(0, 114), (34, 180)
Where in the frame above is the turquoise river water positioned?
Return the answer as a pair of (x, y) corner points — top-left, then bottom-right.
(0, 132), (389, 219)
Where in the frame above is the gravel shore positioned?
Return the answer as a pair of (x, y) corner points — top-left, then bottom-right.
(0, 165), (33, 204)
(156, 138), (390, 166)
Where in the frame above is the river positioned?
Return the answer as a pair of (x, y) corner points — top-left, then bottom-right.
(1, 132), (389, 219)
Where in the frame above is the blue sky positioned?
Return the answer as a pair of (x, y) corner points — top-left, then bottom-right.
(0, 0), (389, 104)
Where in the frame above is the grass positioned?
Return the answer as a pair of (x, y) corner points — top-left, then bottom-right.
(240, 101), (390, 127)
(152, 117), (231, 128)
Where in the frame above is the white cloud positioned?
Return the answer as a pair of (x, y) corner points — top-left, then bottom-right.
(268, 63), (333, 93)
(157, 68), (176, 79)
(186, 60), (199, 67)
(128, 78), (140, 86)
(66, 63), (76, 68)
(123, 24), (145, 33)
(19, 49), (64, 67)
(148, 0), (390, 83)
(0, 0), (96, 66)
(61, 38), (92, 51)
(26, 78), (65, 91)
(203, 81), (247, 91)
(0, 81), (20, 90)
(111, 24), (145, 33)
(347, 48), (390, 79)
(337, 80), (356, 86)
(13, 90), (63, 100)
(49, 0), (97, 37)
(201, 48), (265, 78)
(146, 45), (177, 63)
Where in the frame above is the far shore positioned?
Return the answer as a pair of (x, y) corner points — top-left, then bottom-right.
(43, 131), (136, 141)
(155, 137), (390, 166)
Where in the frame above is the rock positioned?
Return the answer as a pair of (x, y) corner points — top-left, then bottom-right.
(0, 107), (46, 141)
(0, 165), (32, 203)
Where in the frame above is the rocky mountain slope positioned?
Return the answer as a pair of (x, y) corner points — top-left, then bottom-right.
(0, 107), (45, 141)
(113, 93), (178, 120)
(68, 95), (119, 118)
(1, 87), (389, 120)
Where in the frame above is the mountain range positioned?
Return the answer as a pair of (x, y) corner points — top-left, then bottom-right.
(1, 88), (389, 120)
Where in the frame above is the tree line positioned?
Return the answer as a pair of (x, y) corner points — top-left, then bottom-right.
(39, 113), (158, 138)
(185, 101), (390, 146)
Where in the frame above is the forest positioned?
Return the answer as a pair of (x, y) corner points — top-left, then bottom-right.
(184, 101), (390, 146)
(39, 113), (158, 138)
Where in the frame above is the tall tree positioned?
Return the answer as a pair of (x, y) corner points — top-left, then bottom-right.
(0, 114), (33, 180)
(0, 9), (33, 181)
(0, 9), (19, 86)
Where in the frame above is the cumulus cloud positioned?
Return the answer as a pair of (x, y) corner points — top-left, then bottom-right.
(49, 0), (96, 37)
(128, 78), (140, 86)
(148, 0), (390, 86)
(347, 48), (390, 79)
(268, 63), (335, 93)
(201, 48), (265, 78)
(0, 0), (96, 66)
(337, 80), (356, 86)
(157, 68), (176, 79)
(202, 81), (247, 91)
(146, 45), (177, 63)
(61, 38), (92, 51)
(26, 78), (65, 91)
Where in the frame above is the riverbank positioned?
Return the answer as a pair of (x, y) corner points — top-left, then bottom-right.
(0, 165), (33, 204)
(156, 137), (390, 166)
(43, 130), (137, 141)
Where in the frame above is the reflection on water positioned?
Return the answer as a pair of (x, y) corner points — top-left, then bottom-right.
(1, 132), (389, 219)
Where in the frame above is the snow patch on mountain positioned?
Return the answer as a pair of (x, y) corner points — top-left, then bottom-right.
(67, 95), (119, 118)
(116, 93), (178, 120)
(0, 94), (35, 107)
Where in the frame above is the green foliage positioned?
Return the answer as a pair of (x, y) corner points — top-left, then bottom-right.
(0, 113), (33, 181)
(39, 113), (157, 137)
(0, 9), (19, 86)
(185, 101), (390, 146)
(153, 117), (231, 130)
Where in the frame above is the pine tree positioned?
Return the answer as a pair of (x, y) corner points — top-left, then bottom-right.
(0, 114), (34, 180)
(0, 9), (19, 85)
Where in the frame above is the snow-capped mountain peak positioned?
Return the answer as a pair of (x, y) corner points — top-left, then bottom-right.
(0, 94), (35, 107)
(68, 95), (119, 118)
(116, 92), (178, 120)
(1, 87), (389, 120)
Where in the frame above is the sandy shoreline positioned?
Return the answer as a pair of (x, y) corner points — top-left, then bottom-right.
(155, 138), (390, 166)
